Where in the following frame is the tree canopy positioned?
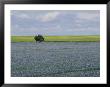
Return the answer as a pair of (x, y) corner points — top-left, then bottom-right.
(34, 34), (44, 42)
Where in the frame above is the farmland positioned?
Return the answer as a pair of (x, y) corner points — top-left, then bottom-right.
(11, 35), (100, 77)
(11, 35), (100, 42)
(11, 42), (100, 77)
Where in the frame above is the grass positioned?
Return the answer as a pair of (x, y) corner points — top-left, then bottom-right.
(11, 35), (100, 42)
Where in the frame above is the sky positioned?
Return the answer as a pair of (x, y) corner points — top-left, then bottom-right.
(11, 10), (100, 36)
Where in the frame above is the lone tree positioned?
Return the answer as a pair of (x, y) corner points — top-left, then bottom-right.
(34, 34), (44, 42)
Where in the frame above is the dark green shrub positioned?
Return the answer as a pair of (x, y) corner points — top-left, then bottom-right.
(34, 34), (44, 42)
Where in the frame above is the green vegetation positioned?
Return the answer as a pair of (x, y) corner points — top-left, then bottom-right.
(11, 35), (100, 42)
(34, 35), (44, 42)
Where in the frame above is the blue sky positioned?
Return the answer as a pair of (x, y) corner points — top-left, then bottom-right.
(11, 10), (100, 36)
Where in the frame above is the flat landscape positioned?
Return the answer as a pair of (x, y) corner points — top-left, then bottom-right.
(11, 42), (100, 77)
(11, 10), (100, 77)
(11, 35), (100, 77)
(11, 35), (100, 42)
(10, 9), (100, 77)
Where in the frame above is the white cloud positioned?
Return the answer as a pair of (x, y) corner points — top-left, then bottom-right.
(36, 11), (60, 22)
(17, 13), (30, 19)
(76, 12), (99, 20)
(11, 11), (30, 19)
(11, 10), (100, 36)
(11, 11), (60, 22)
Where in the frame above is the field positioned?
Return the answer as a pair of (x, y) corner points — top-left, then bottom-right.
(11, 35), (100, 77)
(11, 42), (100, 77)
(11, 35), (100, 42)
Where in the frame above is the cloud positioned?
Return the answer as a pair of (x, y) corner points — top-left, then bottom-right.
(17, 13), (30, 19)
(76, 12), (99, 20)
(11, 11), (30, 19)
(11, 10), (100, 36)
(11, 11), (60, 22)
(36, 11), (60, 22)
